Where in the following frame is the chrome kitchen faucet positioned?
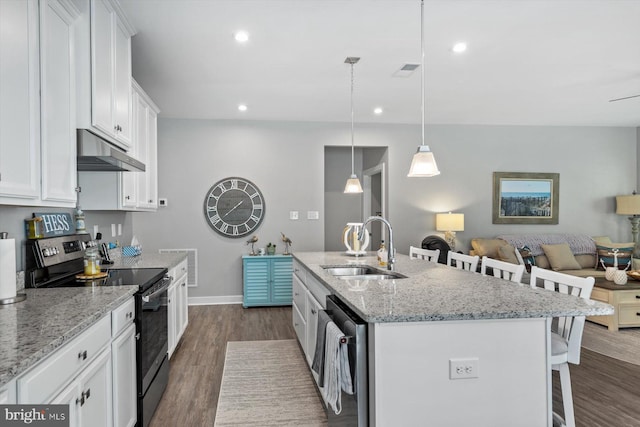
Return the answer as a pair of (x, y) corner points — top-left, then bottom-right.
(359, 216), (395, 271)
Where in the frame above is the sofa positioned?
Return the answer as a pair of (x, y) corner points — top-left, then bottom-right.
(469, 234), (637, 279)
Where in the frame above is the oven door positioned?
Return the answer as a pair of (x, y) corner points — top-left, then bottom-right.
(137, 276), (171, 394)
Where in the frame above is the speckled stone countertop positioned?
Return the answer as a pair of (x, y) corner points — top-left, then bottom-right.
(293, 252), (614, 323)
(0, 286), (137, 387)
(106, 252), (186, 271)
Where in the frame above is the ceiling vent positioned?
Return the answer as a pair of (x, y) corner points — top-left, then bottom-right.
(393, 63), (420, 77)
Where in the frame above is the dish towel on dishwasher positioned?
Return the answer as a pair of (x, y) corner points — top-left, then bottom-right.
(311, 310), (332, 384)
(322, 321), (354, 415)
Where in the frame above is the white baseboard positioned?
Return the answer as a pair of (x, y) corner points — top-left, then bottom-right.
(187, 295), (243, 306)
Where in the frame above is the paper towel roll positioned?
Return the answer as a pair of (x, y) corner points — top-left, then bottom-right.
(0, 239), (17, 300)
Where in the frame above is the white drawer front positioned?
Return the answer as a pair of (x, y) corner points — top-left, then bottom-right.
(292, 275), (307, 316)
(292, 259), (306, 283)
(176, 259), (188, 279)
(111, 296), (135, 337)
(18, 315), (111, 403)
(292, 303), (306, 348)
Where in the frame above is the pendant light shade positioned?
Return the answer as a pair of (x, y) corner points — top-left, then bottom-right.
(344, 174), (364, 193)
(344, 57), (363, 194)
(408, 145), (440, 177)
(408, 0), (441, 178)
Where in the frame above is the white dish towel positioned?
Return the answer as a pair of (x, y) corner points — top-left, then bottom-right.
(322, 321), (354, 415)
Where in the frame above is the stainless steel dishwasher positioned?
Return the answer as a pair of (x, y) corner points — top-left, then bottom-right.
(325, 295), (368, 427)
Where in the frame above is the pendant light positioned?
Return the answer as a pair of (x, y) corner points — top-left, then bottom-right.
(344, 57), (363, 194)
(408, 0), (441, 178)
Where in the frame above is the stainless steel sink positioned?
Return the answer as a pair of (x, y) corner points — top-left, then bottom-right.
(321, 265), (406, 280)
(338, 274), (403, 281)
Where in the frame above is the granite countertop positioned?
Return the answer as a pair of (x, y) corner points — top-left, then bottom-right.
(0, 286), (138, 387)
(106, 252), (186, 271)
(293, 252), (614, 323)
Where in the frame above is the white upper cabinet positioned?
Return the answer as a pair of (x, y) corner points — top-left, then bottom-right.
(75, 0), (134, 151)
(40, 0), (80, 205)
(0, 0), (79, 207)
(78, 80), (159, 211)
(0, 0), (41, 202)
(132, 79), (159, 210)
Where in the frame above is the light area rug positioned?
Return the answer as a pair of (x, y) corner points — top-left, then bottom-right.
(582, 321), (640, 366)
(214, 339), (327, 426)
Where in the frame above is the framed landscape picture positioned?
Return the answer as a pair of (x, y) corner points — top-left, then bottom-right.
(492, 172), (559, 224)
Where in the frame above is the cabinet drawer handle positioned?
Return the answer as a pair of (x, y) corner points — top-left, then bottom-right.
(636, 295), (640, 299)
(311, 309), (317, 315)
(294, 292), (299, 296)
(637, 312), (640, 316)
(78, 350), (87, 360)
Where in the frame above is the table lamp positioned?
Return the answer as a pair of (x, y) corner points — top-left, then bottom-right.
(616, 194), (640, 257)
(436, 212), (464, 250)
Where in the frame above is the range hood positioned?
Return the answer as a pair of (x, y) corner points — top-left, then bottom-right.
(77, 129), (145, 172)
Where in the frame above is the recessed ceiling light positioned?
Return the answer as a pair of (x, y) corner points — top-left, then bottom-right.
(452, 42), (467, 53)
(238, 104), (248, 112)
(373, 107), (383, 115)
(234, 31), (249, 43)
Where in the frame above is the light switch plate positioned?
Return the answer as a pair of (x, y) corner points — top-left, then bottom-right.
(307, 211), (319, 220)
(111, 224), (116, 237)
(289, 211), (299, 220)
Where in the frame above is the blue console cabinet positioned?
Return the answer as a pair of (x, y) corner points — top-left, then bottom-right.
(242, 255), (293, 307)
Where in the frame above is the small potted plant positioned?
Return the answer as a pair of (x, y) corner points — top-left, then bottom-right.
(266, 243), (276, 255)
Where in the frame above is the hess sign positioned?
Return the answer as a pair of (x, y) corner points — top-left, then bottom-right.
(33, 212), (75, 237)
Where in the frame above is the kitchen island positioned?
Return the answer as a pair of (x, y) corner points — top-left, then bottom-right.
(293, 252), (613, 427)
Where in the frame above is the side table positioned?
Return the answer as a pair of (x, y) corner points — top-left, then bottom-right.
(587, 277), (640, 331)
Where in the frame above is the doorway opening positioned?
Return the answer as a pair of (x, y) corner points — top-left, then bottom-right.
(323, 146), (388, 252)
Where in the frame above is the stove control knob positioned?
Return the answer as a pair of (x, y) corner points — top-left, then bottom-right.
(43, 248), (51, 257)
(53, 248), (59, 255)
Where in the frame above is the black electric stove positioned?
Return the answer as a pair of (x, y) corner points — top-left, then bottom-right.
(24, 234), (171, 427)
(34, 267), (167, 291)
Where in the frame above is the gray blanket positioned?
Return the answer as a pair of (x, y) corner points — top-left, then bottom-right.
(311, 310), (332, 385)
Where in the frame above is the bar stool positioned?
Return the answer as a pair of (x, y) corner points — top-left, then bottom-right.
(529, 266), (595, 427)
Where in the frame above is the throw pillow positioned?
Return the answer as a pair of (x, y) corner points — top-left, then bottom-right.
(541, 243), (582, 271)
(470, 238), (507, 259)
(497, 245), (518, 264)
(596, 243), (634, 270)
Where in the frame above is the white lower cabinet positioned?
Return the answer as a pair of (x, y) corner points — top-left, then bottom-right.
(15, 296), (136, 427)
(291, 260), (329, 368)
(305, 293), (323, 367)
(51, 348), (112, 427)
(0, 380), (16, 404)
(168, 259), (189, 359)
(111, 297), (136, 427)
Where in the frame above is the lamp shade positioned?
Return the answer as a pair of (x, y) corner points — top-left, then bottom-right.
(616, 195), (640, 215)
(407, 145), (440, 177)
(436, 213), (464, 232)
(344, 174), (363, 194)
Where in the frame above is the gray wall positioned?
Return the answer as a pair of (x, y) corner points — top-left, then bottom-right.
(129, 118), (637, 300)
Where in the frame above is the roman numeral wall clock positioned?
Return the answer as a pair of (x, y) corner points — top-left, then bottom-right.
(203, 177), (265, 238)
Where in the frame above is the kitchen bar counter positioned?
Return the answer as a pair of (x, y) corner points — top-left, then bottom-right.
(0, 286), (137, 387)
(293, 251), (613, 323)
(294, 251), (614, 426)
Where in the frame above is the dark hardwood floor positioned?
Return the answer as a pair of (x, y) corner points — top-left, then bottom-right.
(149, 305), (296, 427)
(150, 305), (640, 427)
